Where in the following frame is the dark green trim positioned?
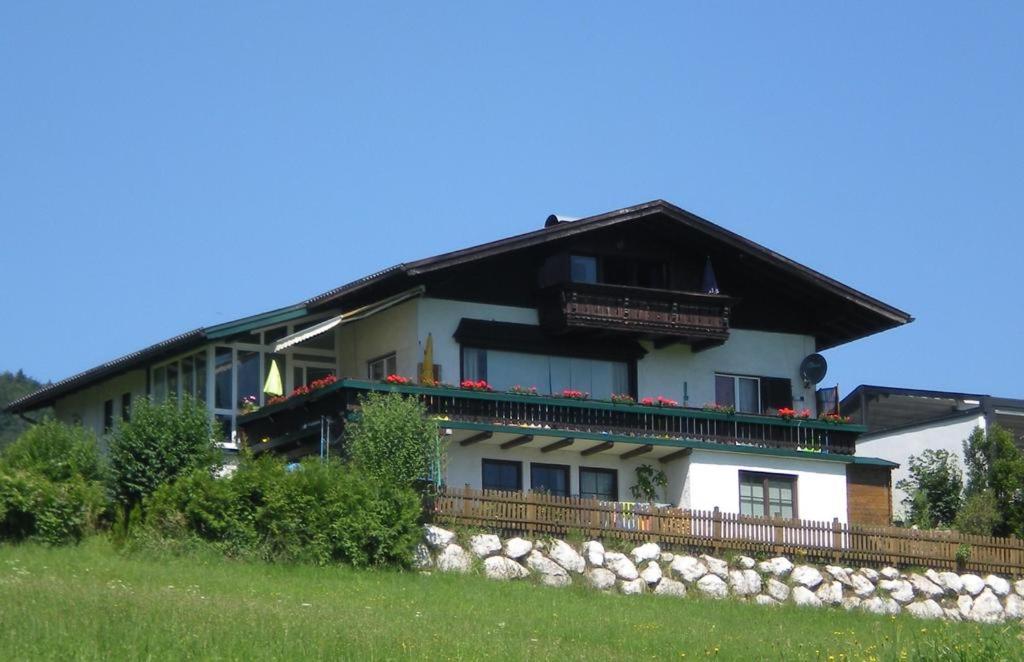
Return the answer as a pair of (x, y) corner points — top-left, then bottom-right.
(206, 305), (310, 339)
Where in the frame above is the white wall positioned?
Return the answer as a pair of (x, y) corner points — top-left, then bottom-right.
(858, 414), (985, 518)
(684, 449), (850, 523)
(337, 299), (421, 379)
(53, 370), (147, 444)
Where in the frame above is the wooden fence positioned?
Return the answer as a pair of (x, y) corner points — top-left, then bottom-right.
(430, 487), (1024, 575)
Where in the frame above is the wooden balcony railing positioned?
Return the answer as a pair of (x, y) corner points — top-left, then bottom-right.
(538, 282), (733, 344)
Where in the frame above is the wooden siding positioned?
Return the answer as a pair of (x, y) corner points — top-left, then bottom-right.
(846, 464), (893, 527)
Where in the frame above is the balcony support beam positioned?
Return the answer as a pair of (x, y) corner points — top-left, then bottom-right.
(581, 441), (615, 456)
(500, 434), (534, 450)
(541, 437), (574, 453)
(621, 444), (654, 460)
(659, 448), (693, 463)
(459, 431), (493, 447)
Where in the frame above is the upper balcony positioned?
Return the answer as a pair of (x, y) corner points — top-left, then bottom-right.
(537, 282), (734, 349)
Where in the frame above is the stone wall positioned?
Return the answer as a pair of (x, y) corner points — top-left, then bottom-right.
(419, 525), (1024, 625)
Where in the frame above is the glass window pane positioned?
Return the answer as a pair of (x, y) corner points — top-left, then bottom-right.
(153, 366), (166, 402)
(738, 377), (760, 413)
(307, 366), (334, 383)
(237, 350), (260, 410)
(531, 464), (569, 497)
(182, 357), (194, 398)
(570, 255), (598, 283)
(482, 460), (520, 492)
(294, 367), (304, 389)
(715, 375), (735, 407)
(166, 362), (179, 401)
(214, 347), (233, 410)
(263, 326), (287, 344)
(580, 468), (616, 501)
(292, 353), (336, 364)
(194, 351), (207, 404)
(386, 355), (397, 375)
(461, 348), (486, 382)
(214, 414), (232, 442)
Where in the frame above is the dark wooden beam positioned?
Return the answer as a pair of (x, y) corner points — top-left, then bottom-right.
(541, 437), (574, 453)
(621, 444), (654, 460)
(459, 431), (493, 447)
(581, 441), (614, 456)
(500, 434), (534, 450)
(659, 448), (692, 463)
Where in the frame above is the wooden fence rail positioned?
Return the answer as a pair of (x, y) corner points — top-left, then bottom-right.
(429, 487), (1024, 576)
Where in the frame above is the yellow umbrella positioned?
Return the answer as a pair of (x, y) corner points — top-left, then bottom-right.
(420, 333), (434, 384)
(263, 358), (284, 397)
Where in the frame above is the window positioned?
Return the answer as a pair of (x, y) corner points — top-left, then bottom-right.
(214, 346), (233, 410)
(460, 347), (629, 399)
(739, 471), (796, 519)
(570, 255), (598, 283)
(482, 459), (522, 492)
(579, 467), (617, 501)
(103, 399), (114, 433)
(715, 374), (761, 413)
(121, 393), (131, 422)
(530, 463), (570, 497)
(368, 353), (397, 381)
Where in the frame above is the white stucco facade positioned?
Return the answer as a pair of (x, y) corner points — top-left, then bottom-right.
(857, 413), (985, 518)
(52, 369), (147, 443)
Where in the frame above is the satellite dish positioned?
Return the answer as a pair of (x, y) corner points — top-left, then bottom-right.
(799, 354), (828, 385)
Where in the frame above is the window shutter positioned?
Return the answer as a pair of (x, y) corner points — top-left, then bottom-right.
(760, 377), (793, 413)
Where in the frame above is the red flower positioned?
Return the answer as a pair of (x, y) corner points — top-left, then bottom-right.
(385, 374), (411, 385)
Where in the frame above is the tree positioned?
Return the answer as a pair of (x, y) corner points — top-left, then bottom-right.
(895, 449), (963, 528)
(108, 396), (219, 510)
(345, 392), (443, 487)
(962, 424), (1024, 537)
(0, 370), (50, 451)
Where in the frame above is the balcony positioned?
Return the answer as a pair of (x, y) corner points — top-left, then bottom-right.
(537, 282), (734, 348)
(237, 379), (862, 458)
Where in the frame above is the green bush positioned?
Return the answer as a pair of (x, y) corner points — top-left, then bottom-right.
(144, 454), (422, 567)
(345, 392), (443, 487)
(962, 425), (1024, 537)
(896, 449), (963, 528)
(0, 469), (107, 544)
(1, 420), (104, 483)
(108, 396), (220, 509)
(955, 489), (1002, 536)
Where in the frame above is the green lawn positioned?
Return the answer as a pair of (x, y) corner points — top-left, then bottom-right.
(0, 540), (1021, 660)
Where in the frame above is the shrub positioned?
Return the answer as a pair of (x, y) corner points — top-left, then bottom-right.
(0, 469), (107, 544)
(345, 392), (443, 487)
(1, 420), (104, 483)
(144, 454), (422, 567)
(108, 396), (220, 509)
(955, 489), (1002, 536)
(962, 425), (1024, 537)
(896, 449), (963, 528)
(629, 464), (668, 503)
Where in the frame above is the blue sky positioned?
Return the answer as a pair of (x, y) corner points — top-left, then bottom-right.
(2, 3), (1022, 398)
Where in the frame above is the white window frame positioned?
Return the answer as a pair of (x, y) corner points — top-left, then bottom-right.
(367, 353), (398, 381)
(715, 373), (761, 414)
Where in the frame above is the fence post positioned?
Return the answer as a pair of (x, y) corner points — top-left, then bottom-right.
(712, 507), (722, 554)
(526, 493), (537, 538)
(832, 518), (842, 562)
(773, 515), (783, 553)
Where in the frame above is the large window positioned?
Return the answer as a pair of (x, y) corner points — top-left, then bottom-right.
(482, 459), (522, 492)
(103, 399), (114, 433)
(368, 353), (397, 381)
(739, 471), (796, 519)
(570, 255), (598, 284)
(579, 467), (617, 501)
(530, 463), (570, 497)
(715, 374), (761, 413)
(461, 347), (629, 399)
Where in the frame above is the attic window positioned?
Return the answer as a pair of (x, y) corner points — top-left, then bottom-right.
(569, 255), (598, 284)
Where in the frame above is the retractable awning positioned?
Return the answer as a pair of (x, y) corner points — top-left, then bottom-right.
(272, 286), (426, 352)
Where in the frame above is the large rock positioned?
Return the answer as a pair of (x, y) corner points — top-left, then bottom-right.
(907, 599), (944, 620)
(880, 566), (900, 580)
(469, 534), (502, 558)
(412, 543), (432, 569)
(842, 596), (862, 611)
(1015, 579), (1024, 597)
(767, 578), (790, 602)
(736, 556), (756, 569)
(671, 556), (707, 583)
(957, 595), (974, 619)
(765, 557), (794, 577)
(483, 556), (530, 580)
(619, 578), (646, 595)
(754, 594), (780, 607)
(696, 574), (728, 599)
(816, 580), (843, 606)
(654, 578), (687, 597)
(791, 565), (824, 589)
(631, 543), (661, 565)
(548, 539), (585, 574)
(960, 574), (985, 596)
(861, 596), (900, 615)
(908, 574), (944, 600)
(660, 552), (675, 564)
(931, 570), (963, 595)
(604, 552), (639, 581)
(436, 544), (472, 573)
(503, 537), (533, 560)
(985, 574), (1011, 597)
(968, 588), (1005, 624)
(700, 554), (729, 579)
(880, 579), (915, 605)
(792, 586), (822, 608)
(640, 561), (662, 585)
(585, 568), (616, 591)
(582, 540), (605, 567)
(526, 551), (571, 587)
(423, 525), (456, 550)
(1004, 593), (1024, 619)
(859, 567), (880, 582)
(729, 569), (762, 597)
(825, 565), (854, 587)
(851, 573), (876, 598)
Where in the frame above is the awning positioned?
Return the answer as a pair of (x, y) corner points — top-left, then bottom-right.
(273, 286), (426, 352)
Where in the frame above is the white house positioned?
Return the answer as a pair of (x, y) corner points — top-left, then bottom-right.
(6, 200), (911, 525)
(843, 385), (1024, 519)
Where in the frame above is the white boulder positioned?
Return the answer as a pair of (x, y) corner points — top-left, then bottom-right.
(907, 599), (944, 620)
(736, 556), (756, 569)
(660, 552), (675, 564)
(825, 565), (853, 587)
(412, 543), (432, 569)
(791, 565), (824, 589)
(859, 567), (880, 582)
(423, 525), (456, 549)
(503, 537), (533, 560)
(696, 574), (728, 599)
(861, 596), (900, 615)
(631, 542), (661, 564)
(960, 574), (985, 596)
(957, 594), (974, 618)
(640, 561), (662, 585)
(1014, 579), (1024, 597)
(435, 544), (472, 573)
(619, 578), (646, 595)
(880, 566), (900, 580)
(728, 569), (762, 597)
(700, 554), (729, 579)
(604, 552), (639, 581)
(469, 534), (502, 558)
(985, 574), (1011, 597)
(880, 579), (915, 605)
(548, 539), (585, 574)
(943, 607), (963, 622)
(792, 586), (822, 608)
(765, 556), (794, 577)
(483, 556), (529, 580)
(969, 588), (1005, 624)
(816, 580), (843, 606)
(526, 550), (571, 587)
(841, 596), (862, 611)
(851, 573), (876, 598)
(582, 540), (605, 567)
(767, 578), (790, 602)
(908, 574), (944, 600)
(585, 567), (616, 591)
(1004, 593), (1024, 619)
(754, 594), (780, 607)
(934, 571), (963, 595)
(671, 556), (707, 583)
(653, 578), (687, 597)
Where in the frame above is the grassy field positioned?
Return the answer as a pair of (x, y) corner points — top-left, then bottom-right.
(0, 539), (1021, 660)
